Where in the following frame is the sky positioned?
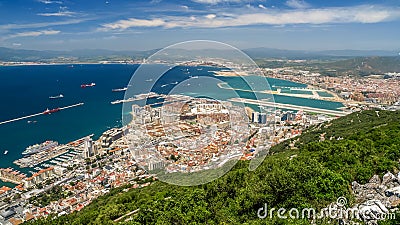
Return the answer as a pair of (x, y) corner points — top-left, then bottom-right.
(0, 0), (400, 51)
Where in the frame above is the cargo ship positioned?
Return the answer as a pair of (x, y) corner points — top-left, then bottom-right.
(112, 87), (128, 92)
(43, 108), (60, 114)
(49, 94), (64, 99)
(22, 141), (58, 155)
(81, 83), (96, 88)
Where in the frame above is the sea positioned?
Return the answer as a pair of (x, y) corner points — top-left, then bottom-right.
(0, 64), (343, 187)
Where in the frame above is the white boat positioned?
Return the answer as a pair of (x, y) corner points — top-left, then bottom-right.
(112, 87), (128, 92)
(161, 84), (168, 87)
(3, 150), (8, 155)
(49, 94), (64, 99)
(22, 141), (58, 155)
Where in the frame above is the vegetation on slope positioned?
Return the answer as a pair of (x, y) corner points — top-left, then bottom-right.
(256, 56), (400, 77)
(27, 110), (400, 225)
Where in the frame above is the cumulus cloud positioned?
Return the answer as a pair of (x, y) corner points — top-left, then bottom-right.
(286, 0), (310, 9)
(99, 5), (400, 31)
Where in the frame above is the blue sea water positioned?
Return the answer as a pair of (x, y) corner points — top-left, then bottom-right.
(0, 64), (134, 187)
(0, 64), (343, 187)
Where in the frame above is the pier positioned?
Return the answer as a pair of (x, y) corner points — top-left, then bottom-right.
(0, 102), (84, 125)
(229, 98), (351, 117)
(111, 92), (162, 104)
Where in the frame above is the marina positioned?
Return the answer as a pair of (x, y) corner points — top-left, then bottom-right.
(12, 140), (86, 169)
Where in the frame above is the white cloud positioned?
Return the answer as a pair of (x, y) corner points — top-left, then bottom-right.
(99, 5), (400, 31)
(37, 11), (76, 17)
(38, 6), (77, 17)
(191, 0), (244, 4)
(0, 18), (91, 30)
(258, 4), (266, 9)
(12, 43), (22, 46)
(99, 18), (165, 31)
(7, 30), (60, 39)
(205, 14), (217, 19)
(37, 0), (62, 4)
(286, 0), (310, 9)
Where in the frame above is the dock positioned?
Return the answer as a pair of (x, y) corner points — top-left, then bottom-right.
(13, 146), (70, 168)
(0, 102), (84, 125)
(111, 92), (162, 104)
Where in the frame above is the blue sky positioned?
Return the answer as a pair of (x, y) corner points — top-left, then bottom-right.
(0, 0), (399, 51)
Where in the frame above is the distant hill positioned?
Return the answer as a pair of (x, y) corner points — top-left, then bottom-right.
(243, 47), (399, 59)
(320, 56), (400, 76)
(0, 46), (399, 62)
(0, 47), (158, 62)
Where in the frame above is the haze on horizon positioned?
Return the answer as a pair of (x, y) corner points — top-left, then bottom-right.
(0, 0), (400, 51)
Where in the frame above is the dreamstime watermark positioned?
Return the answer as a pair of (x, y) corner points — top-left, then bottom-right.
(257, 197), (396, 221)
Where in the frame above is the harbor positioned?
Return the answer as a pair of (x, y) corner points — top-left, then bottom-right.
(13, 135), (89, 168)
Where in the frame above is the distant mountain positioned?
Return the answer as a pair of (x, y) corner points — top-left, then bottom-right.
(0, 46), (399, 62)
(316, 49), (399, 57)
(243, 47), (399, 59)
(243, 47), (323, 59)
(0, 47), (159, 62)
(0, 47), (61, 61)
(317, 56), (400, 76)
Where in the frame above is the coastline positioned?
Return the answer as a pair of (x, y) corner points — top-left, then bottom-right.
(0, 64), (347, 187)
